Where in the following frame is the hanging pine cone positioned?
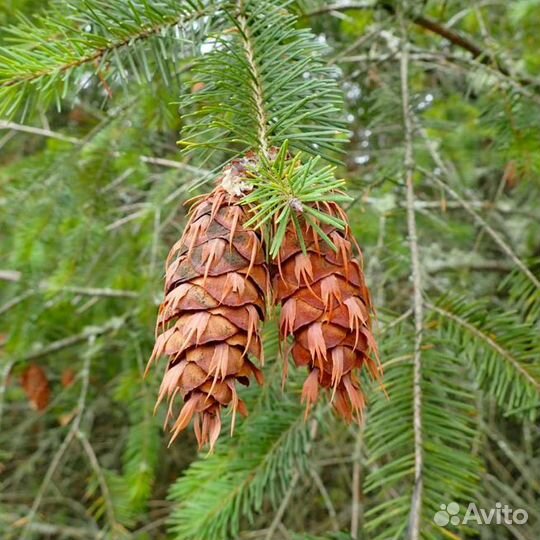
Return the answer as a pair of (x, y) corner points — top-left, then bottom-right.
(146, 155), (268, 450)
(275, 201), (381, 422)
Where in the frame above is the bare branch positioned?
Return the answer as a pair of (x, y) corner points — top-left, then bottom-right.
(0, 292), (34, 316)
(427, 259), (513, 274)
(309, 467), (340, 532)
(0, 121), (82, 144)
(76, 429), (121, 533)
(350, 425), (364, 539)
(9, 517), (94, 539)
(1, 272), (138, 298)
(57, 285), (138, 298)
(0, 360), (16, 431)
(0, 121), (207, 174)
(0, 270), (22, 282)
(22, 317), (124, 362)
(264, 420), (319, 540)
(399, 13), (424, 540)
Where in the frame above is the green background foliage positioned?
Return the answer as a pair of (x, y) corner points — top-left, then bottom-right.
(1, 1), (539, 539)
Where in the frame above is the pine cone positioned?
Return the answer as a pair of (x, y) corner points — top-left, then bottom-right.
(275, 201), (381, 422)
(147, 157), (268, 450)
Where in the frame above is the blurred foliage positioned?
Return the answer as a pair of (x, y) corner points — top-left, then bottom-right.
(1, 1), (539, 539)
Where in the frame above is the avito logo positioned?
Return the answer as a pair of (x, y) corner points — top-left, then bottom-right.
(433, 501), (528, 527)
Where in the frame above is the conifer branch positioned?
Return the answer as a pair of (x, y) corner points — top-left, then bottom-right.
(179, 0), (346, 163)
(0, 1), (213, 116)
(265, 419), (319, 539)
(2, 1), (538, 537)
(399, 12), (423, 540)
(0, 11), (196, 89)
(350, 426), (364, 539)
(427, 303), (540, 393)
(236, 0), (271, 157)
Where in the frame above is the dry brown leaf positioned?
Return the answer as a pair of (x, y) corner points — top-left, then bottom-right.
(21, 364), (50, 411)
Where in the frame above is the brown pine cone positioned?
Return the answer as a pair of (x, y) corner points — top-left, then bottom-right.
(275, 201), (381, 422)
(147, 157), (268, 450)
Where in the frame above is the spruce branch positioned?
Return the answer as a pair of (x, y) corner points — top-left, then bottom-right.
(0, 0), (214, 117)
(236, 0), (271, 157)
(264, 419), (319, 540)
(167, 326), (313, 540)
(242, 146), (351, 257)
(428, 303), (540, 394)
(427, 297), (540, 417)
(364, 335), (481, 540)
(178, 0), (347, 162)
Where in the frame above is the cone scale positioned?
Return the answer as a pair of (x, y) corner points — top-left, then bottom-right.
(147, 156), (268, 450)
(275, 201), (381, 422)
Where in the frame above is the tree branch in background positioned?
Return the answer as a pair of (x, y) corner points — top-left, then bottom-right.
(264, 419), (319, 540)
(306, 1), (540, 89)
(22, 317), (124, 362)
(76, 429), (120, 534)
(350, 424), (364, 539)
(19, 353), (92, 540)
(415, 127), (540, 291)
(399, 12), (424, 540)
(0, 121), (81, 144)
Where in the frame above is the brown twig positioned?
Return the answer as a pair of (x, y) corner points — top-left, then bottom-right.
(306, 2), (540, 89)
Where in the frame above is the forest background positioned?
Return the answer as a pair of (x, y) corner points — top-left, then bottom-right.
(1, 1), (539, 539)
